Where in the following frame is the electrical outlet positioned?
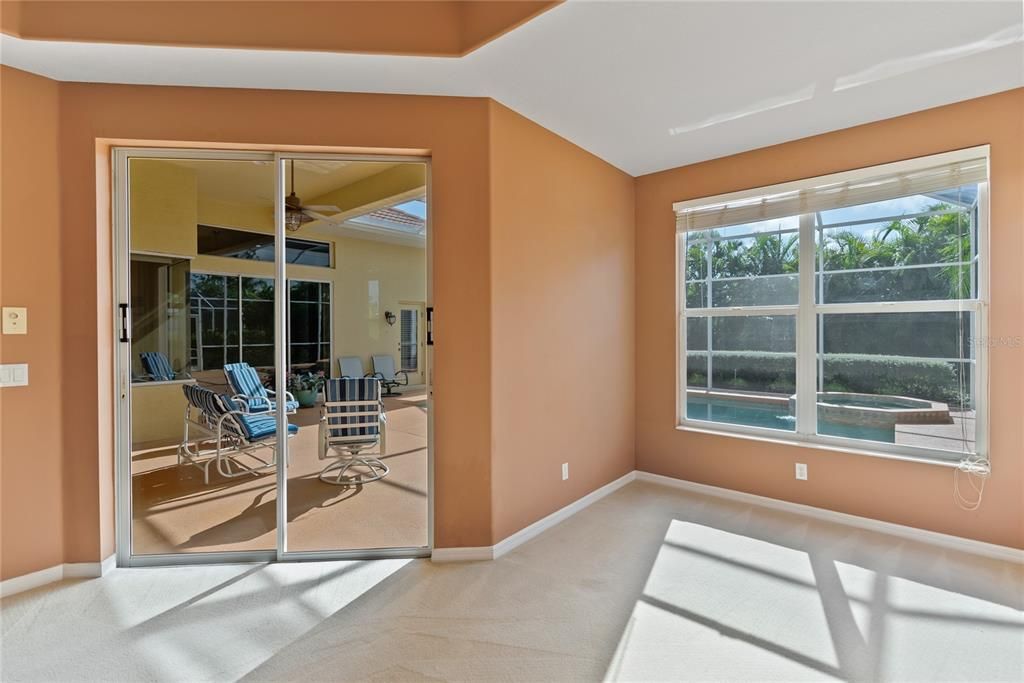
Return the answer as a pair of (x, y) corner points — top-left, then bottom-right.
(561, 463), (569, 481)
(2, 307), (27, 335)
(795, 463), (808, 480)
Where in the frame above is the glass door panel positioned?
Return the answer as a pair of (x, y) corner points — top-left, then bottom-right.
(125, 154), (279, 557)
(280, 156), (429, 554)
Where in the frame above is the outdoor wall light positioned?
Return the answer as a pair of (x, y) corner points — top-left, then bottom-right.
(384, 310), (397, 326)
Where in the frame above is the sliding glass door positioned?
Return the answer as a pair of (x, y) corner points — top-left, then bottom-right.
(277, 155), (430, 556)
(115, 148), (431, 566)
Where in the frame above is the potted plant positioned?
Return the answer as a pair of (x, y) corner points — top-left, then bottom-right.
(287, 370), (325, 408)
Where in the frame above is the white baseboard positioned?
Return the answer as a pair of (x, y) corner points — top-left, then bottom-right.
(432, 470), (637, 563)
(0, 565), (64, 599)
(1, 554), (116, 599)
(635, 471), (1024, 564)
(6, 470), (1018, 590)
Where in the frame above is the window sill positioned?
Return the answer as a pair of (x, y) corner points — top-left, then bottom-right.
(675, 420), (972, 470)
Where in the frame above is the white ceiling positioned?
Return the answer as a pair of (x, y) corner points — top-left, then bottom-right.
(2, 1), (1021, 176)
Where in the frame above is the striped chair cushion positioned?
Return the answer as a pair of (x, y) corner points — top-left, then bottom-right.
(182, 384), (296, 441)
(220, 395), (299, 440)
(141, 352), (175, 381)
(222, 362), (299, 412)
(324, 378), (382, 442)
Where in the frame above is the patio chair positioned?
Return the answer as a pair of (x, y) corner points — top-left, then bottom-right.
(178, 383), (298, 484)
(338, 356), (370, 379)
(223, 362), (298, 414)
(371, 354), (409, 397)
(140, 351), (190, 381)
(318, 377), (389, 485)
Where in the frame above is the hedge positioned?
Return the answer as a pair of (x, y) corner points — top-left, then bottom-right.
(686, 351), (965, 405)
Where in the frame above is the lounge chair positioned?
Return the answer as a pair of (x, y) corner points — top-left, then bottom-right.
(371, 354), (409, 397)
(338, 356), (370, 379)
(318, 377), (389, 485)
(223, 362), (298, 413)
(140, 351), (190, 381)
(178, 383), (297, 484)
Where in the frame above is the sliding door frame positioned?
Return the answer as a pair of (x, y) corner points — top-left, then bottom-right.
(113, 147), (433, 568)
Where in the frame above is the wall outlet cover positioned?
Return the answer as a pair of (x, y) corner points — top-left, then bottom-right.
(795, 463), (808, 480)
(2, 307), (27, 335)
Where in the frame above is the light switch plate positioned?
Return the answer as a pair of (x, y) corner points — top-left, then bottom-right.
(0, 364), (29, 387)
(2, 307), (27, 335)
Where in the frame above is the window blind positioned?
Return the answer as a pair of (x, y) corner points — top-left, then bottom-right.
(676, 156), (987, 232)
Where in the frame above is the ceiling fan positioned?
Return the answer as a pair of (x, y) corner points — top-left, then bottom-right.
(284, 160), (342, 231)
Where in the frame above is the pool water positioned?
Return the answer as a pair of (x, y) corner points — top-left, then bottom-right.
(687, 397), (895, 443)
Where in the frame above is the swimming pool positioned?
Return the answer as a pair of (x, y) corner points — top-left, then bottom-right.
(686, 396), (895, 443)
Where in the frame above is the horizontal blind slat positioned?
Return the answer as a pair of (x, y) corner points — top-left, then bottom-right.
(676, 158), (986, 232)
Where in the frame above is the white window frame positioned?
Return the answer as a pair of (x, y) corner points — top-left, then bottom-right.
(674, 146), (990, 467)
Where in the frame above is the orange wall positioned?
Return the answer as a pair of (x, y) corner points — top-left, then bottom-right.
(0, 67), (65, 579)
(635, 89), (1024, 549)
(1, 1), (559, 57)
(0, 68), (500, 576)
(488, 103), (635, 541)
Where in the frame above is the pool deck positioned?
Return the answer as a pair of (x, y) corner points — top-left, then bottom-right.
(895, 410), (976, 453)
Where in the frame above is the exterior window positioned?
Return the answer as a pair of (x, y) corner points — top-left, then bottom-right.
(197, 225), (331, 267)
(190, 273), (331, 375)
(400, 308), (419, 372)
(677, 150), (987, 463)
(130, 254), (191, 382)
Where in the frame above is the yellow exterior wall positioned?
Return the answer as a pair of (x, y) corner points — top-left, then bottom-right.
(129, 159), (198, 256)
(131, 382), (189, 447)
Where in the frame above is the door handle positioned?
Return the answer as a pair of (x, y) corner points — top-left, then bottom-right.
(119, 304), (130, 343)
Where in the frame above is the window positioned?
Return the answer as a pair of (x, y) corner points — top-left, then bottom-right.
(130, 254), (191, 382)
(677, 149), (987, 463)
(400, 308), (419, 372)
(190, 273), (332, 374)
(197, 225), (331, 267)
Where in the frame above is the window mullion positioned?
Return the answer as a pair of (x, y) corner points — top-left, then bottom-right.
(796, 213), (817, 436)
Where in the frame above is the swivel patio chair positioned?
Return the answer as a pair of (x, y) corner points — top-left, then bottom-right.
(338, 356), (371, 379)
(317, 377), (389, 485)
(370, 354), (409, 397)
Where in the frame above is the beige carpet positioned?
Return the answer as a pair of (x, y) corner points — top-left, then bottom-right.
(131, 391), (428, 555)
(3, 480), (1021, 681)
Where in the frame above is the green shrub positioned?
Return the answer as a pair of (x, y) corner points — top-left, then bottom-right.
(686, 351), (963, 404)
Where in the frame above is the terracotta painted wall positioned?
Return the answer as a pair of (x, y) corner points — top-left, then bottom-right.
(0, 72), (490, 574)
(488, 103), (635, 542)
(1, 1), (559, 57)
(635, 89), (1024, 549)
(0, 67), (64, 579)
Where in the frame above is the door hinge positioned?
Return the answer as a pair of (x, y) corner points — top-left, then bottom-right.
(426, 307), (434, 346)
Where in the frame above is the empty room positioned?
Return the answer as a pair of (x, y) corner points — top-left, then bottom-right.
(1, 1), (1021, 681)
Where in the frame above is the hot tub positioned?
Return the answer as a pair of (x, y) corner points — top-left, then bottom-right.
(788, 392), (952, 427)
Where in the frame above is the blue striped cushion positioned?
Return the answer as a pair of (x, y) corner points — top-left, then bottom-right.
(141, 352), (175, 381)
(221, 395), (299, 440)
(324, 378), (381, 442)
(224, 362), (268, 401)
(182, 384), (296, 441)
